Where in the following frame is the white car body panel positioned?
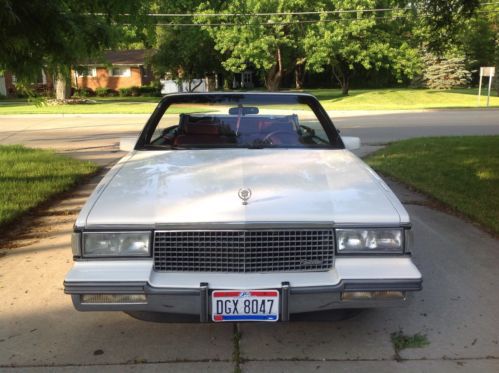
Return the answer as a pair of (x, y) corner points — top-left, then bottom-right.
(81, 148), (408, 228)
(65, 257), (421, 289)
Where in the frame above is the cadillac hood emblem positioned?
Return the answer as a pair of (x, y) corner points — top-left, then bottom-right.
(238, 188), (252, 205)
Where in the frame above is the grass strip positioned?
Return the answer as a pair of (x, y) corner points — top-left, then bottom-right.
(1, 88), (498, 114)
(0, 145), (98, 230)
(307, 88), (499, 110)
(366, 136), (499, 235)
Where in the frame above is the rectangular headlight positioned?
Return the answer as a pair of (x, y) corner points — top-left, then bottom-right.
(83, 232), (151, 257)
(336, 228), (404, 253)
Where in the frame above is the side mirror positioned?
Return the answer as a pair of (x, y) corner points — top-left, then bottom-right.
(341, 136), (361, 150)
(119, 136), (138, 152)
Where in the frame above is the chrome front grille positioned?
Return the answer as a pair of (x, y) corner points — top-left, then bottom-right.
(153, 229), (334, 273)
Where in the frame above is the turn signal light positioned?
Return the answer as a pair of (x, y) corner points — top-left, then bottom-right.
(341, 291), (405, 301)
(80, 294), (147, 304)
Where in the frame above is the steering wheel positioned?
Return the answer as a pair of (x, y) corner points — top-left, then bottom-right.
(262, 130), (298, 145)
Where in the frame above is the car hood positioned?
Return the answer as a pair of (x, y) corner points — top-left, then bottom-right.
(83, 149), (408, 227)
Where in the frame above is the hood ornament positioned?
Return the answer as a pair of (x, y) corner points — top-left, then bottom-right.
(238, 188), (252, 205)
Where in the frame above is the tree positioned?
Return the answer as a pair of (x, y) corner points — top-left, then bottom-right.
(422, 53), (472, 89)
(0, 0), (151, 99)
(197, 0), (308, 91)
(153, 27), (221, 91)
(413, 0), (481, 53)
(303, 0), (421, 95)
(152, 1), (221, 92)
(456, 2), (499, 94)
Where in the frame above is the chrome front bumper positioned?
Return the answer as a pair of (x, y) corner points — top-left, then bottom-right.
(64, 257), (422, 322)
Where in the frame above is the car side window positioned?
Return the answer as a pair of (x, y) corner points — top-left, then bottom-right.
(298, 118), (329, 144)
(151, 113), (181, 144)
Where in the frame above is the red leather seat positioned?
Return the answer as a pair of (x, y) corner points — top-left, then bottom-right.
(174, 123), (228, 146)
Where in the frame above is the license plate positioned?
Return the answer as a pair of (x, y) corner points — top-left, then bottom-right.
(211, 290), (280, 322)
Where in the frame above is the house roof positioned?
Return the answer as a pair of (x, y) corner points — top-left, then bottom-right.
(85, 49), (155, 66)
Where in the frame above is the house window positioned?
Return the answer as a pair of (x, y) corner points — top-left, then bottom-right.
(77, 67), (96, 77)
(110, 67), (131, 77)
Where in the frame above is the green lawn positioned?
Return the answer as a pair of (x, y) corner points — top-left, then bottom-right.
(0, 88), (498, 114)
(0, 145), (98, 229)
(305, 88), (499, 110)
(0, 97), (159, 114)
(366, 136), (499, 235)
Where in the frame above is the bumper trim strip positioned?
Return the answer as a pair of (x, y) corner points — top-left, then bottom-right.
(64, 278), (422, 295)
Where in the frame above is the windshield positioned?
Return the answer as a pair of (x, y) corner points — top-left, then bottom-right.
(138, 94), (342, 150)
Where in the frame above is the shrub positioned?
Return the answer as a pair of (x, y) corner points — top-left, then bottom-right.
(95, 87), (110, 97)
(73, 87), (93, 97)
(139, 85), (161, 96)
(130, 86), (141, 96)
(119, 87), (132, 97)
(107, 89), (119, 97)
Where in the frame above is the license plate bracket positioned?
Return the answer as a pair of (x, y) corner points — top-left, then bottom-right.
(211, 290), (280, 322)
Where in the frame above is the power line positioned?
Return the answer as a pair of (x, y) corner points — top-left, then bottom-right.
(100, 2), (499, 19)
(154, 16), (406, 27)
(146, 10), (499, 27)
(146, 7), (410, 17)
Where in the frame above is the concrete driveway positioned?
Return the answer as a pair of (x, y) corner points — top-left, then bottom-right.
(0, 110), (498, 372)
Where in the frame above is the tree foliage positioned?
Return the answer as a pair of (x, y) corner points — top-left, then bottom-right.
(303, 0), (422, 95)
(455, 2), (499, 94)
(413, 0), (481, 53)
(0, 0), (151, 98)
(153, 1), (221, 91)
(197, 0), (316, 91)
(0, 0), (490, 95)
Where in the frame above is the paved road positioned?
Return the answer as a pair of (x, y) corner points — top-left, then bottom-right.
(0, 110), (498, 372)
(334, 109), (499, 144)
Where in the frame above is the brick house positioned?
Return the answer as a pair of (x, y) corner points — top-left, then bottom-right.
(74, 50), (154, 91)
(0, 70), (52, 97)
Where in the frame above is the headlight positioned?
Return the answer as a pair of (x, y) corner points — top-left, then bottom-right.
(336, 228), (404, 253)
(83, 232), (151, 257)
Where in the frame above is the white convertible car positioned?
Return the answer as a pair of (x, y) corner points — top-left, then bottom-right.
(64, 92), (422, 322)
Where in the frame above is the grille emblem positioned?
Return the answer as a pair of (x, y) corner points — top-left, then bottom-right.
(300, 259), (324, 266)
(238, 188), (252, 205)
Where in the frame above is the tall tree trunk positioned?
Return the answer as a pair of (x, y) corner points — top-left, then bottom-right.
(55, 71), (70, 100)
(332, 64), (351, 96)
(341, 75), (350, 95)
(295, 58), (306, 90)
(265, 47), (284, 91)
